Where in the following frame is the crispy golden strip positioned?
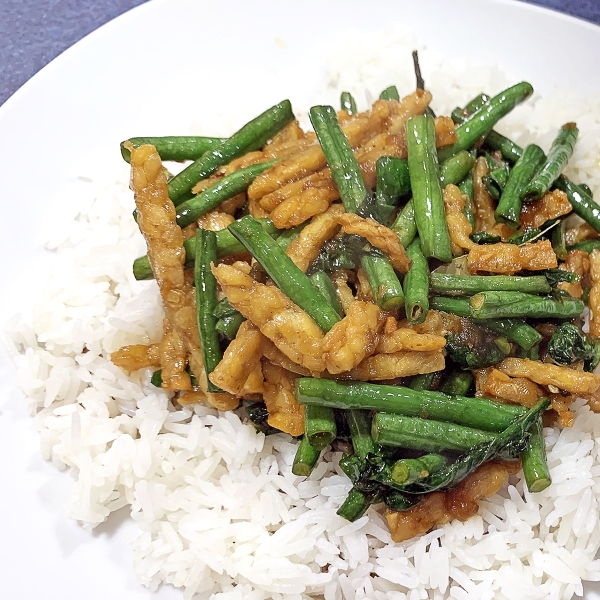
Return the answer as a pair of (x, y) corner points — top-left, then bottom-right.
(434, 116), (458, 147)
(212, 262), (325, 373)
(588, 249), (600, 338)
(336, 212), (411, 273)
(178, 390), (208, 406)
(131, 145), (237, 410)
(159, 319), (192, 391)
(565, 222), (599, 246)
(519, 189), (572, 230)
(443, 184), (476, 255)
(386, 89), (432, 134)
(110, 343), (160, 372)
(343, 350), (444, 381)
(196, 211), (235, 231)
(376, 328), (447, 353)
(262, 342), (312, 376)
(558, 249), (589, 299)
(265, 119), (308, 146)
(467, 240), (558, 275)
(285, 204), (344, 272)
(355, 268), (375, 303)
(239, 363), (264, 397)
(481, 368), (544, 408)
(209, 321), (265, 395)
(270, 189), (333, 230)
(262, 362), (304, 436)
(550, 393), (575, 428)
(322, 301), (381, 374)
(248, 100), (392, 201)
(498, 357), (600, 394)
(386, 461), (517, 542)
(330, 270), (355, 314)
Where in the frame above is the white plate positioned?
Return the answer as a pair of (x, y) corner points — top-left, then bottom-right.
(1, 0), (600, 598)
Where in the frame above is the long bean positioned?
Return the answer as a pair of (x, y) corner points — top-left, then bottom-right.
(228, 216), (341, 332)
(409, 373), (437, 391)
(555, 176), (600, 234)
(309, 105), (367, 212)
(568, 240), (600, 253)
(120, 136), (225, 163)
(340, 91), (357, 114)
(376, 156), (411, 205)
(521, 418), (552, 492)
(296, 378), (526, 432)
(292, 436), (321, 476)
(372, 413), (496, 453)
(495, 144), (546, 227)
(429, 273), (551, 295)
(406, 114), (453, 261)
(438, 82), (534, 163)
(337, 488), (380, 521)
(438, 151), (475, 188)
(309, 271), (345, 318)
(194, 229), (223, 393)
(360, 252), (405, 310)
(439, 371), (473, 396)
(304, 405), (337, 450)
(168, 99), (294, 205)
(522, 123), (579, 202)
(391, 199), (417, 248)
(347, 409), (376, 460)
(479, 318), (542, 351)
(429, 296), (472, 317)
(390, 454), (448, 486)
(380, 85), (400, 101)
(176, 160), (277, 228)
(404, 238), (429, 324)
(470, 291), (585, 319)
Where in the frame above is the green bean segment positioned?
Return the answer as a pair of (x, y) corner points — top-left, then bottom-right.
(404, 238), (429, 324)
(120, 136), (226, 163)
(406, 114), (452, 262)
(340, 91), (357, 114)
(176, 160), (277, 228)
(470, 291), (585, 319)
(522, 123), (579, 202)
(522, 418), (552, 493)
(228, 216), (341, 332)
(360, 253), (405, 310)
(309, 105), (367, 212)
(296, 378), (525, 432)
(379, 85), (400, 101)
(429, 273), (551, 296)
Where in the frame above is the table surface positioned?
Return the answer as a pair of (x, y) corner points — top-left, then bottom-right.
(1, 0), (600, 107)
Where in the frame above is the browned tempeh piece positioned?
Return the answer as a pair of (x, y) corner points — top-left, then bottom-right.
(110, 343), (161, 372)
(322, 301), (381, 374)
(550, 392), (576, 428)
(565, 222), (599, 246)
(480, 368), (544, 408)
(473, 156), (498, 234)
(498, 357), (600, 394)
(159, 318), (191, 390)
(443, 184), (476, 255)
(467, 240), (558, 275)
(212, 262), (325, 373)
(285, 204), (344, 272)
(209, 321), (265, 395)
(386, 89), (433, 134)
(342, 350), (444, 381)
(262, 362), (304, 436)
(376, 328), (447, 353)
(130, 145), (237, 410)
(589, 249), (600, 338)
(519, 189), (572, 230)
(336, 212), (411, 273)
(386, 461), (519, 543)
(558, 249), (589, 299)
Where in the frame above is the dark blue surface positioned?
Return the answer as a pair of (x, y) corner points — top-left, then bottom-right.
(0, 0), (599, 106)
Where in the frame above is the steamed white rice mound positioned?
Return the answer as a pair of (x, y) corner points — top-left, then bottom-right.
(5, 31), (600, 600)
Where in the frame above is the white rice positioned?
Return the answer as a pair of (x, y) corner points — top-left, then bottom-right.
(5, 30), (600, 600)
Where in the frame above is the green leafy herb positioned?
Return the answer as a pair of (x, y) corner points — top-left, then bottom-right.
(548, 323), (600, 371)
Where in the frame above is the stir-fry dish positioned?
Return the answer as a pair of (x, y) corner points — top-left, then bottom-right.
(112, 54), (600, 543)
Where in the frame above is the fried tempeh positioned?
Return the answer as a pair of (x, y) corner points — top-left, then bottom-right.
(589, 249), (600, 338)
(565, 222), (599, 246)
(262, 362), (304, 436)
(159, 319), (191, 390)
(386, 460), (518, 542)
(376, 328), (447, 353)
(110, 343), (161, 372)
(336, 212), (411, 273)
(558, 249), (589, 298)
(342, 350), (445, 381)
(443, 184), (476, 255)
(480, 368), (544, 408)
(498, 357), (600, 394)
(473, 156), (499, 235)
(467, 240), (558, 275)
(285, 204), (344, 272)
(322, 300), (381, 374)
(209, 321), (265, 395)
(212, 262), (325, 373)
(519, 189), (572, 230)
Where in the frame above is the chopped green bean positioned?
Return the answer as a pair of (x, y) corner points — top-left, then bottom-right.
(522, 418), (552, 492)
(429, 273), (551, 295)
(404, 238), (429, 324)
(309, 271), (345, 318)
(120, 136), (226, 163)
(379, 85), (400, 101)
(340, 91), (357, 114)
(292, 436), (321, 476)
(304, 405), (337, 450)
(360, 252), (405, 310)
(470, 291), (585, 319)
